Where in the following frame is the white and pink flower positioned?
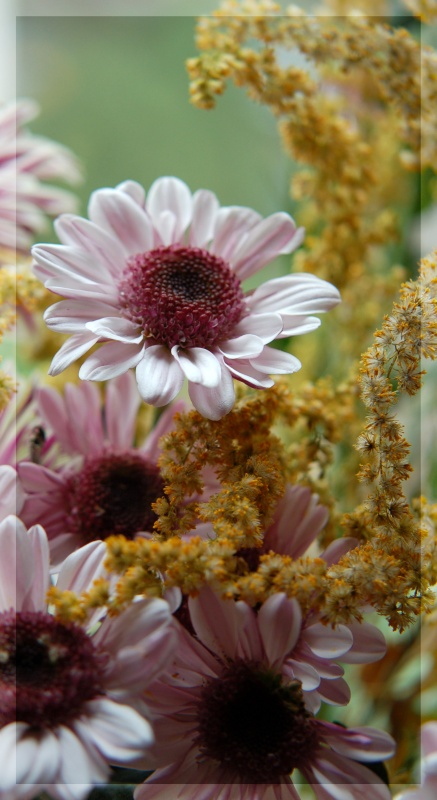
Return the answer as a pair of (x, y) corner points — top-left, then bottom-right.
(32, 176), (340, 419)
(0, 99), (82, 260)
(17, 372), (184, 565)
(136, 586), (394, 799)
(0, 515), (178, 800)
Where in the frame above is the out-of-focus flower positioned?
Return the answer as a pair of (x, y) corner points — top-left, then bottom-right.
(135, 586), (395, 799)
(17, 372), (184, 564)
(395, 722), (437, 800)
(0, 515), (178, 800)
(32, 176), (340, 420)
(0, 99), (82, 261)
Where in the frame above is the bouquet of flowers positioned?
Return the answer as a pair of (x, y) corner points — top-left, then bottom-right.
(1, 2), (437, 799)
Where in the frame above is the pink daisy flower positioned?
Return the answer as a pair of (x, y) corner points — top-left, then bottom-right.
(0, 515), (178, 800)
(135, 587), (395, 799)
(32, 176), (340, 420)
(395, 722), (437, 800)
(0, 99), (82, 260)
(17, 372), (184, 564)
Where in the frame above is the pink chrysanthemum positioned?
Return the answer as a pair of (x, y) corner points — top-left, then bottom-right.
(17, 372), (184, 564)
(32, 177), (341, 419)
(0, 100), (82, 260)
(136, 586), (394, 799)
(0, 515), (177, 800)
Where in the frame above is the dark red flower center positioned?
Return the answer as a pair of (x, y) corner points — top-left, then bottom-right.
(195, 659), (320, 782)
(0, 609), (106, 728)
(63, 451), (164, 544)
(118, 245), (245, 349)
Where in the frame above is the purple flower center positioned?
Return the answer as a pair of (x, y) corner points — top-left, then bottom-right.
(118, 245), (245, 348)
(63, 452), (164, 544)
(0, 609), (106, 728)
(195, 659), (320, 782)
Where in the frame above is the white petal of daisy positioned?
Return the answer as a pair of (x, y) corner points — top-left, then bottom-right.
(56, 540), (107, 597)
(48, 332), (100, 376)
(225, 358), (275, 389)
(25, 523), (51, 612)
(76, 698), (154, 761)
(231, 214), (304, 281)
(250, 346), (301, 374)
(54, 214), (127, 278)
(136, 345), (184, 406)
(86, 316), (143, 343)
(79, 341), (144, 381)
(218, 334), (264, 360)
(189, 189), (220, 247)
(146, 177), (193, 242)
(258, 594), (302, 668)
(116, 179), (146, 207)
(43, 299), (118, 333)
(210, 205), (262, 261)
(171, 345), (222, 387)
(153, 209), (178, 245)
(188, 358), (235, 420)
(231, 312), (283, 343)
(88, 187), (154, 254)
(247, 274), (341, 315)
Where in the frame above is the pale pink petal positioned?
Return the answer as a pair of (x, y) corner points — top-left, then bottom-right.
(94, 596), (174, 653)
(24, 523), (50, 611)
(43, 298), (118, 333)
(136, 345), (184, 406)
(316, 676), (351, 706)
(321, 723), (396, 761)
(86, 316), (143, 343)
(264, 484), (329, 559)
(15, 724), (61, 785)
(171, 346), (222, 387)
(250, 346), (301, 375)
(246, 274), (341, 315)
(0, 465), (24, 518)
(189, 189), (220, 247)
(210, 206), (262, 262)
(302, 623), (353, 658)
(278, 313), (322, 337)
(141, 399), (186, 461)
(116, 180), (146, 207)
(231, 214), (304, 280)
(188, 586), (249, 659)
(258, 594), (302, 667)
(218, 334), (264, 360)
(32, 243), (115, 286)
(225, 358), (275, 389)
(105, 371), (141, 449)
(283, 659), (320, 691)
(54, 214), (127, 278)
(88, 187), (154, 254)
(63, 381), (105, 456)
(48, 331), (100, 376)
(308, 750), (392, 800)
(76, 698), (154, 761)
(56, 725), (109, 786)
(56, 540), (108, 596)
(79, 341), (144, 381)
(340, 622), (387, 664)
(146, 177), (193, 242)
(423, 722), (437, 758)
(321, 537), (359, 566)
(188, 359), (235, 420)
(231, 312), (283, 343)
(17, 461), (65, 492)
